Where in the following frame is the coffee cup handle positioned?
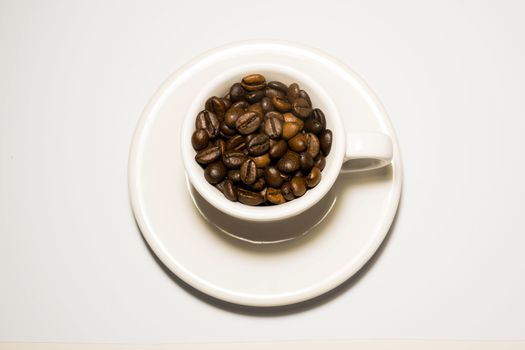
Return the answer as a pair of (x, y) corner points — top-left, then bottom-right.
(340, 131), (393, 173)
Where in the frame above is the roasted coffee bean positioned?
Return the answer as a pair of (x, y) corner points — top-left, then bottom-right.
(245, 89), (265, 103)
(288, 133), (307, 152)
(204, 161), (227, 184)
(214, 138), (226, 155)
(222, 150), (246, 169)
(235, 111), (262, 134)
(205, 96), (226, 118)
(241, 74), (266, 90)
(304, 117), (323, 134)
(281, 182), (295, 201)
(229, 83), (245, 102)
(291, 176), (307, 197)
(292, 98), (312, 118)
(248, 177), (266, 191)
(287, 83), (300, 102)
(220, 122), (236, 137)
(266, 187), (286, 205)
(306, 166), (322, 188)
(252, 153), (271, 168)
(320, 129), (333, 155)
(227, 169), (241, 182)
(267, 81), (288, 92)
(265, 88), (286, 99)
(226, 134), (246, 151)
(283, 113), (304, 129)
(311, 108), (326, 129)
(195, 110), (220, 138)
(305, 133), (320, 158)
(269, 139), (287, 159)
(240, 159), (257, 185)
(224, 106), (245, 128)
(222, 94), (232, 109)
(265, 166), (284, 188)
(191, 129), (209, 150)
(237, 188), (265, 206)
(260, 97), (274, 113)
(314, 154), (326, 170)
(195, 145), (221, 164)
(299, 90), (312, 106)
(248, 102), (263, 116)
(277, 151), (301, 173)
(246, 133), (270, 156)
(231, 101), (249, 109)
(263, 116), (283, 139)
(264, 111), (284, 121)
(300, 152), (314, 171)
(271, 95), (292, 112)
(217, 179), (237, 201)
(282, 122), (302, 140)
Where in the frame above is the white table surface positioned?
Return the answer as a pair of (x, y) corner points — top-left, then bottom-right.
(1, 0), (524, 344)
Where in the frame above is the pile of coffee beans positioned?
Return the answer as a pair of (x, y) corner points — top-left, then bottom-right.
(191, 74), (332, 206)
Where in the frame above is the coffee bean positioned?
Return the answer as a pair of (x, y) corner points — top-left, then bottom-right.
(265, 166), (284, 188)
(252, 153), (270, 168)
(287, 83), (300, 102)
(229, 83), (245, 102)
(240, 159), (257, 185)
(269, 139), (287, 159)
(248, 102), (264, 116)
(204, 161), (227, 184)
(265, 88), (286, 99)
(220, 122), (236, 137)
(217, 179), (237, 201)
(320, 129), (333, 155)
(232, 101), (249, 109)
(226, 134), (246, 151)
(195, 110), (220, 138)
(248, 177), (266, 191)
(195, 145), (221, 164)
(205, 96), (226, 119)
(305, 133), (320, 158)
(266, 187), (286, 205)
(263, 116), (283, 139)
(277, 151), (300, 173)
(306, 166), (321, 188)
(224, 106), (245, 128)
(222, 95), (232, 110)
(241, 73), (265, 87)
(288, 133), (307, 152)
(261, 97), (274, 113)
(222, 150), (246, 169)
(282, 122), (302, 140)
(292, 98), (312, 118)
(304, 117), (323, 134)
(299, 90), (312, 106)
(283, 113), (304, 129)
(227, 169), (241, 182)
(214, 138), (226, 155)
(267, 81), (288, 92)
(291, 176), (307, 197)
(235, 111), (262, 134)
(237, 188), (265, 206)
(191, 129), (209, 150)
(246, 133), (270, 156)
(264, 111), (284, 121)
(245, 89), (265, 103)
(300, 152), (314, 171)
(271, 96), (292, 112)
(281, 182), (295, 201)
(314, 154), (326, 170)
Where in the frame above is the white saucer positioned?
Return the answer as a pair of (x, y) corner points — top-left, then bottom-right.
(129, 41), (402, 307)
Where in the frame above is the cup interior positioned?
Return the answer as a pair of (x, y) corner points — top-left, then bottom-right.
(181, 63), (345, 222)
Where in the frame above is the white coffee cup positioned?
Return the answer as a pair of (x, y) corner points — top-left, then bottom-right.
(181, 63), (392, 222)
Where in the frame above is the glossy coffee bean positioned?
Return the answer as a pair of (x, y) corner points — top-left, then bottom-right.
(265, 88), (286, 99)
(220, 122), (236, 137)
(231, 101), (249, 109)
(222, 150), (246, 169)
(277, 151), (300, 173)
(266, 187), (286, 205)
(282, 122), (302, 140)
(314, 154), (326, 170)
(252, 153), (270, 168)
(288, 133), (307, 152)
(224, 106), (245, 128)
(214, 138), (226, 155)
(237, 188), (265, 206)
(283, 113), (304, 129)
(227, 169), (241, 182)
(290, 176), (307, 197)
(222, 96), (232, 110)
(299, 90), (312, 106)
(263, 116), (283, 139)
(300, 152), (314, 171)
(241, 74), (266, 91)
(264, 111), (284, 121)
(217, 179), (237, 201)
(265, 166), (284, 188)
(205, 96), (226, 119)
(235, 111), (262, 134)
(229, 83), (245, 102)
(267, 81), (288, 92)
(305, 133), (320, 158)
(261, 97), (274, 113)
(246, 133), (270, 156)
(306, 166), (322, 188)
(292, 98), (312, 118)
(191, 129), (209, 150)
(269, 139), (287, 159)
(271, 96), (292, 112)
(281, 182), (295, 201)
(248, 102), (264, 116)
(304, 117), (323, 134)
(311, 108), (326, 129)
(195, 145), (221, 164)
(287, 83), (300, 102)
(248, 177), (266, 191)
(204, 161), (227, 184)
(320, 129), (333, 155)
(240, 159), (257, 185)
(245, 89), (265, 103)
(195, 110), (220, 138)
(226, 134), (246, 151)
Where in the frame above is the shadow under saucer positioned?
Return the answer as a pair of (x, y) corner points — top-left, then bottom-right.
(188, 183), (337, 244)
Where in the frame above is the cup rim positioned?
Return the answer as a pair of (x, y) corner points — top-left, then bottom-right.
(181, 63), (346, 222)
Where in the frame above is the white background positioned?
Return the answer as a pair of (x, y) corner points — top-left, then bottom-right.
(1, 0), (524, 344)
